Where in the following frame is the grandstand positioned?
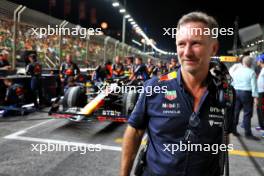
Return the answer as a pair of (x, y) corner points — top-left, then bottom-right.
(0, 0), (153, 70)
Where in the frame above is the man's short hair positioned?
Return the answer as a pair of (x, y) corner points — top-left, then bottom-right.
(171, 58), (177, 62)
(242, 56), (253, 67)
(126, 56), (134, 62)
(115, 56), (121, 59)
(240, 55), (248, 63)
(136, 57), (142, 62)
(177, 11), (219, 33)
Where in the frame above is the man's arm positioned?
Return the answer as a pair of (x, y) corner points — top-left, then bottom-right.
(120, 125), (145, 176)
(129, 65), (141, 80)
(25, 64), (32, 75)
(0, 65), (11, 70)
(74, 63), (81, 76)
(119, 65), (125, 75)
(251, 72), (258, 98)
(59, 63), (65, 79)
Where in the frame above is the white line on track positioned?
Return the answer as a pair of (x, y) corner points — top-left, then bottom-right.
(3, 119), (122, 152)
(4, 119), (55, 138)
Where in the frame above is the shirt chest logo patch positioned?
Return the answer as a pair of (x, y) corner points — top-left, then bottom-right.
(164, 90), (177, 101)
(161, 103), (181, 115)
(162, 103), (175, 108)
(209, 120), (223, 127)
(208, 106), (224, 127)
(209, 106), (225, 119)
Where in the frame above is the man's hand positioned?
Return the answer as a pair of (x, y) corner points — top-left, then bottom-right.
(119, 125), (145, 176)
(113, 70), (118, 75)
(0, 65), (11, 70)
(5, 65), (11, 70)
(74, 75), (79, 80)
(129, 74), (136, 81)
(254, 97), (258, 106)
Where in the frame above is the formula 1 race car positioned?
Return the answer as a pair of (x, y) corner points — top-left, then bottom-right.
(48, 76), (143, 123)
(48, 56), (239, 123)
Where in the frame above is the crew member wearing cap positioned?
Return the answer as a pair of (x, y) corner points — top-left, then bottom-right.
(124, 56), (134, 77)
(0, 51), (11, 71)
(112, 56), (125, 78)
(1, 78), (24, 117)
(130, 57), (149, 81)
(169, 58), (180, 72)
(26, 53), (43, 108)
(156, 60), (168, 76)
(60, 54), (80, 88)
(146, 58), (157, 77)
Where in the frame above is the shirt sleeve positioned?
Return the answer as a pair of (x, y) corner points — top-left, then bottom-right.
(74, 64), (80, 75)
(133, 65), (140, 76)
(251, 72), (259, 98)
(60, 63), (65, 74)
(127, 81), (151, 129)
(25, 64), (32, 75)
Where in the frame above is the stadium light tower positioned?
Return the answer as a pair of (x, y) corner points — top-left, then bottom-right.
(112, 0), (126, 43)
(121, 0), (126, 43)
(111, 0), (177, 56)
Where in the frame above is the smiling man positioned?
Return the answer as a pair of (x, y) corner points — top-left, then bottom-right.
(120, 12), (235, 176)
(176, 13), (219, 111)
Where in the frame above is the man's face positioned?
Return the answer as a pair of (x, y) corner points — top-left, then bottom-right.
(148, 59), (152, 64)
(66, 55), (72, 63)
(135, 58), (141, 65)
(3, 80), (11, 87)
(115, 57), (121, 64)
(171, 59), (177, 66)
(3, 53), (8, 60)
(257, 60), (264, 67)
(28, 56), (34, 63)
(176, 22), (218, 75)
(126, 58), (132, 65)
(257, 61), (261, 66)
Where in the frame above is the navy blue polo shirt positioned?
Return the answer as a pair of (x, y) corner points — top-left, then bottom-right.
(128, 68), (235, 176)
(133, 64), (150, 81)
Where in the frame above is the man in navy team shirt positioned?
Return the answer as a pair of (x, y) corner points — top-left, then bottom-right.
(120, 12), (235, 176)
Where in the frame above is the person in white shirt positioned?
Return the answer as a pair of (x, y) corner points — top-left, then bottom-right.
(229, 55), (243, 78)
(232, 56), (259, 140)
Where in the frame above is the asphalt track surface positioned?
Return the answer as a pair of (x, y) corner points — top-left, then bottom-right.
(0, 108), (264, 176)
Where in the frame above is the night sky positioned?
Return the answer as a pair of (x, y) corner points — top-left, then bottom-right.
(9, 0), (264, 55)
